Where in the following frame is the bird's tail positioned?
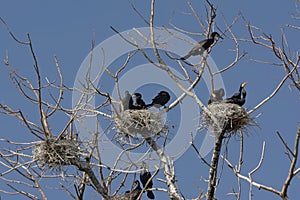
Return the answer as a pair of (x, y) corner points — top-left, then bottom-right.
(147, 191), (155, 199)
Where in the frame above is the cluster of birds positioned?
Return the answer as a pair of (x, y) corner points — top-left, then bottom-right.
(123, 170), (155, 199)
(177, 31), (247, 106)
(208, 82), (247, 106)
(117, 32), (247, 199)
(122, 90), (170, 111)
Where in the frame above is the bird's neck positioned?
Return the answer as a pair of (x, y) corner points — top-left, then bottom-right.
(239, 86), (244, 93)
(242, 92), (246, 98)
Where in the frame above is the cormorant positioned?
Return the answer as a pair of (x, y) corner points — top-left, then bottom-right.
(121, 91), (134, 111)
(208, 88), (225, 104)
(132, 93), (146, 110)
(140, 170), (155, 199)
(223, 82), (247, 106)
(238, 89), (247, 106)
(180, 32), (223, 60)
(125, 180), (142, 200)
(146, 91), (170, 108)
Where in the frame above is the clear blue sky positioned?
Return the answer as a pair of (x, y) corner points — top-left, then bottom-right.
(1, 1), (299, 199)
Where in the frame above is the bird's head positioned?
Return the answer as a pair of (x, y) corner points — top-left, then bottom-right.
(159, 91), (170, 96)
(211, 32), (223, 39)
(124, 90), (131, 96)
(240, 82), (247, 88)
(216, 88), (225, 97)
(132, 93), (142, 99)
(133, 180), (140, 187)
(141, 162), (149, 171)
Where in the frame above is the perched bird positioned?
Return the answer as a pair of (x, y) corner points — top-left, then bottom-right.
(132, 93), (146, 110)
(146, 91), (170, 108)
(238, 89), (247, 106)
(180, 32), (223, 60)
(125, 180), (142, 200)
(121, 90), (134, 111)
(115, 180), (145, 200)
(223, 82), (247, 106)
(140, 169), (155, 199)
(208, 88), (225, 104)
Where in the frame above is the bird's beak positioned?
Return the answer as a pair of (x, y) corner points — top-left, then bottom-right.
(218, 34), (224, 39)
(132, 94), (136, 98)
(242, 82), (247, 87)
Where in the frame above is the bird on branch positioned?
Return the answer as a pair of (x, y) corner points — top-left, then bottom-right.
(140, 169), (155, 199)
(124, 180), (142, 200)
(180, 32), (223, 60)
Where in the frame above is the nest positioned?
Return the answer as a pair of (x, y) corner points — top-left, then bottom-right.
(32, 139), (81, 169)
(114, 109), (165, 139)
(202, 102), (254, 135)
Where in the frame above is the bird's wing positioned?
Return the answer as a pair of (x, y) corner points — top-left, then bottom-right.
(189, 39), (208, 55)
(230, 92), (240, 99)
(197, 39), (209, 47)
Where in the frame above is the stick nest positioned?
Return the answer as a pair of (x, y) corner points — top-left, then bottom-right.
(202, 102), (254, 135)
(32, 139), (82, 169)
(114, 109), (165, 138)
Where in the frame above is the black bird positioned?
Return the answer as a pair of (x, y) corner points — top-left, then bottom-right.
(238, 89), (247, 106)
(124, 180), (142, 200)
(132, 93), (146, 110)
(146, 91), (170, 108)
(140, 170), (155, 199)
(208, 88), (225, 104)
(223, 82), (247, 106)
(121, 90), (135, 111)
(180, 32), (223, 60)
(117, 180), (142, 200)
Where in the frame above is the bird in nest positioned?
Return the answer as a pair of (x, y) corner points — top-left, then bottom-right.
(146, 91), (170, 109)
(121, 90), (135, 111)
(132, 93), (146, 110)
(223, 82), (247, 106)
(208, 88), (225, 105)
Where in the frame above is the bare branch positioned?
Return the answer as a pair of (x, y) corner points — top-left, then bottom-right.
(0, 16), (29, 45)
(223, 142), (282, 197)
(247, 65), (297, 115)
(280, 123), (300, 199)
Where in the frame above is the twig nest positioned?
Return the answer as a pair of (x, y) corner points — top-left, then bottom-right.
(114, 109), (166, 138)
(203, 102), (253, 134)
(32, 139), (81, 169)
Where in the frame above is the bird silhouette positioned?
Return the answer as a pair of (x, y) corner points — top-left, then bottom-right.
(208, 88), (225, 104)
(124, 180), (142, 200)
(223, 82), (247, 106)
(121, 90), (134, 111)
(180, 32), (223, 60)
(146, 91), (170, 108)
(140, 169), (155, 199)
(132, 93), (146, 110)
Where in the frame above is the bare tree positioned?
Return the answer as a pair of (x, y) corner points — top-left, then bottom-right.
(0, 1), (299, 200)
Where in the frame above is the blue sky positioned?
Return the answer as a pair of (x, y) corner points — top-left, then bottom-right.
(1, 1), (299, 199)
